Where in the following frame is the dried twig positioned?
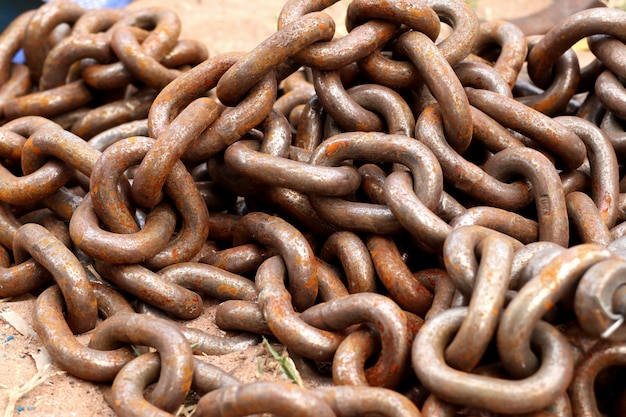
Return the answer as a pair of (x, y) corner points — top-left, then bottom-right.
(0, 365), (65, 417)
(175, 403), (197, 417)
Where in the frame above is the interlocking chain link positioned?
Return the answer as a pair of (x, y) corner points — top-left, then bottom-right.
(1, 0), (626, 416)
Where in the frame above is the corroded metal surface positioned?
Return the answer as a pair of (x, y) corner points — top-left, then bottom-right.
(1, 0), (625, 416)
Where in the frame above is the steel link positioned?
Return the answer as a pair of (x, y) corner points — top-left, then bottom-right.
(416, 105), (532, 211)
(566, 191), (613, 246)
(443, 229), (517, 371)
(201, 242), (269, 275)
(22, 0), (85, 82)
(466, 87), (587, 171)
(421, 380), (574, 417)
(0, 243), (50, 298)
(556, 115), (620, 228)
(331, 328), (378, 386)
(89, 136), (210, 267)
(234, 212), (318, 310)
(450, 206), (539, 244)
(82, 8), (182, 90)
(33, 284), (135, 382)
(308, 132), (444, 234)
(39, 32), (113, 91)
(0, 206), (81, 297)
(482, 146), (569, 246)
(108, 352), (182, 417)
(195, 381), (337, 417)
(4, 0), (626, 415)
(300, 292), (410, 388)
(147, 52), (239, 138)
(278, 0), (440, 72)
(574, 258), (626, 341)
(472, 20), (527, 89)
(367, 235), (434, 316)
(70, 89), (157, 140)
(89, 136), (164, 233)
(498, 244), (617, 378)
(357, 0), (478, 89)
(518, 40), (580, 116)
(217, 12), (335, 106)
(257, 255), (342, 360)
(0, 118), (75, 205)
(384, 170), (452, 252)
(455, 61), (512, 96)
(320, 231), (377, 294)
(398, 31), (473, 153)
(159, 261), (256, 301)
(160, 38), (209, 69)
(0, 65), (32, 119)
(527, 7), (626, 89)
(110, 26), (181, 90)
(569, 340), (626, 417)
(215, 299), (273, 336)
(595, 69), (626, 120)
(0, 11), (36, 85)
(14, 223), (97, 333)
(588, 33), (626, 80)
(148, 53), (279, 162)
(88, 313), (194, 412)
(316, 385), (422, 417)
(70, 195), (177, 264)
(413, 307), (574, 414)
(132, 97), (221, 208)
(224, 139), (361, 196)
(4, 80), (93, 120)
(313, 69), (383, 132)
(93, 260), (203, 319)
(108, 352), (242, 417)
(26, 125), (104, 176)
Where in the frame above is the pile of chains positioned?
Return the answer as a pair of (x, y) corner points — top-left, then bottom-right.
(2, 0), (626, 415)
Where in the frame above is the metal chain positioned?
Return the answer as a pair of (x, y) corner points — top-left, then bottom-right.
(1, 0), (626, 416)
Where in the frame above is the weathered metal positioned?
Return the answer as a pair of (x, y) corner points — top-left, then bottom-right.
(0, 0), (625, 415)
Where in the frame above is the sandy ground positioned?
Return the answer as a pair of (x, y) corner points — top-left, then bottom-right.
(0, 1), (557, 416)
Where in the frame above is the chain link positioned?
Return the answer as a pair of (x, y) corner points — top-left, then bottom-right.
(2, 0), (626, 416)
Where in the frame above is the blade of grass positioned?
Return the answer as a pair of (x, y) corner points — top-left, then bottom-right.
(261, 337), (303, 387)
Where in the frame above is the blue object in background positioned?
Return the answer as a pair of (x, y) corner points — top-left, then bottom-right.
(3, 0), (132, 63)
(47, 0), (132, 8)
(0, 0), (43, 31)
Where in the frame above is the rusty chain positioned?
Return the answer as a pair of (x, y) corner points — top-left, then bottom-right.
(1, 0), (626, 416)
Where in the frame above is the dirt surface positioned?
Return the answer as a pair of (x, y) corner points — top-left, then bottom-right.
(0, 0), (569, 416)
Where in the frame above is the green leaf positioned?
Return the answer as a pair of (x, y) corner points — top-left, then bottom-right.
(131, 345), (143, 357)
(262, 336), (303, 387)
(257, 357), (265, 375)
(281, 355), (304, 387)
